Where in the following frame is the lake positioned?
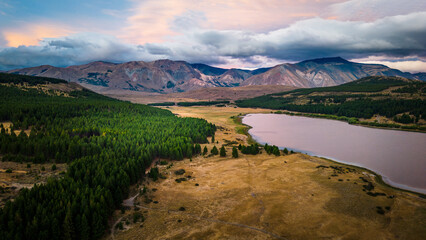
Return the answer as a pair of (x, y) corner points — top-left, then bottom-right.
(242, 114), (426, 194)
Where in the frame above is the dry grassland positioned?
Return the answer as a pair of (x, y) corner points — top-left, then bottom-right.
(109, 106), (426, 240)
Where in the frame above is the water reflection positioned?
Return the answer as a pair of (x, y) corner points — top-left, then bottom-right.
(243, 114), (426, 194)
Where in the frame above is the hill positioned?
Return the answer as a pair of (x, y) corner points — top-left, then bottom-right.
(0, 73), (215, 239)
(8, 57), (424, 93)
(236, 76), (426, 131)
(1, 73), (425, 240)
(242, 57), (416, 88)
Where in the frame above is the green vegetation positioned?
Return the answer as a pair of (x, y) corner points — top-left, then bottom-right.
(147, 102), (175, 106)
(393, 113), (415, 124)
(283, 148), (289, 155)
(0, 72), (68, 85)
(264, 143), (280, 156)
(232, 146), (238, 158)
(219, 146), (226, 157)
(174, 169), (185, 175)
(211, 146), (219, 155)
(0, 73), (215, 240)
(238, 144), (260, 155)
(148, 101), (230, 107)
(236, 76), (426, 131)
(148, 167), (160, 181)
(392, 82), (426, 94)
(193, 143), (202, 155)
(176, 100), (230, 106)
(287, 76), (411, 94)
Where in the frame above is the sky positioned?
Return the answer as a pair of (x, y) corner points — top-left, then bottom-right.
(0, 0), (425, 72)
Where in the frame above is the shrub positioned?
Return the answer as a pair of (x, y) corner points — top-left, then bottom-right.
(116, 222), (124, 230)
(283, 148), (289, 155)
(174, 169), (185, 175)
(133, 212), (144, 223)
(148, 167), (160, 181)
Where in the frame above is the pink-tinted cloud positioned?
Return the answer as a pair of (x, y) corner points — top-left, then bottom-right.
(1, 1), (425, 72)
(352, 56), (426, 73)
(3, 23), (74, 47)
(122, 0), (345, 44)
(329, 0), (426, 21)
(360, 60), (426, 73)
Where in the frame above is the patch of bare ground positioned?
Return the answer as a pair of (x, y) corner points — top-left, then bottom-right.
(1, 121), (32, 136)
(103, 85), (296, 104)
(107, 106), (426, 240)
(0, 161), (66, 207)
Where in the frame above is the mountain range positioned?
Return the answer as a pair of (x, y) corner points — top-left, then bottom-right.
(8, 57), (425, 93)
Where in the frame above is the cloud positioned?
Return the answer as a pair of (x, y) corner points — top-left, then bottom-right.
(151, 12), (426, 63)
(3, 23), (74, 47)
(121, 0), (347, 44)
(1, 12), (426, 72)
(329, 0), (426, 21)
(0, 33), (156, 70)
(212, 55), (285, 70)
(352, 56), (426, 73)
(171, 10), (206, 32)
(361, 60), (426, 73)
(0, 33), (7, 46)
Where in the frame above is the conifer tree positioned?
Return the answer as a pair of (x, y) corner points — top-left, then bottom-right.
(63, 206), (75, 240)
(220, 146), (226, 157)
(272, 147), (280, 156)
(80, 215), (90, 240)
(211, 146), (218, 155)
(232, 146), (238, 158)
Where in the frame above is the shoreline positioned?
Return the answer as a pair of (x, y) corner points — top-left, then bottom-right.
(120, 105), (426, 239)
(267, 110), (426, 133)
(239, 112), (426, 198)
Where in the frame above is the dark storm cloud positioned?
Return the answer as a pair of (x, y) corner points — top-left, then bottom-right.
(183, 12), (426, 61)
(0, 34), (156, 70)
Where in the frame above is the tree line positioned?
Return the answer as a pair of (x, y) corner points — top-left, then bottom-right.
(0, 75), (216, 240)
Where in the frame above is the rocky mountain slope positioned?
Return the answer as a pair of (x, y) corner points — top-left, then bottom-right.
(242, 57), (415, 87)
(8, 57), (423, 93)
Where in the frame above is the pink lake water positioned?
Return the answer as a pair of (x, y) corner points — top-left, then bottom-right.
(243, 114), (426, 194)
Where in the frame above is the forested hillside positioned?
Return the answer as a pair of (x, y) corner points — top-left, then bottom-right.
(236, 76), (426, 130)
(0, 73), (216, 239)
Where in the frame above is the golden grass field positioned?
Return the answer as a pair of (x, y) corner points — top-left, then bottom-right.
(109, 106), (426, 240)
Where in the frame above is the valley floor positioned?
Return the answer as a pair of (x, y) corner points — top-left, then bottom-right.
(108, 106), (426, 240)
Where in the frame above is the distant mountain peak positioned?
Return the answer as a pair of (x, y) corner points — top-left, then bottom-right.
(300, 57), (350, 64)
(8, 57), (423, 93)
